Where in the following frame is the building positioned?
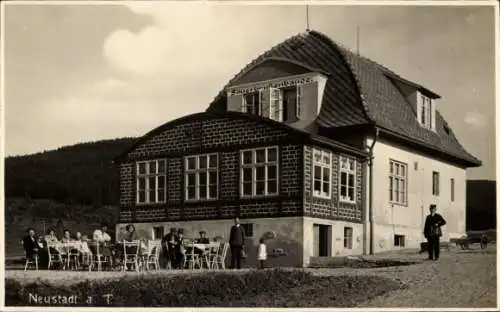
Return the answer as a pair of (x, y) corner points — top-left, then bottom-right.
(114, 30), (481, 267)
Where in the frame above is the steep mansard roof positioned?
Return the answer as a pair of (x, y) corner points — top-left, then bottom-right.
(206, 30), (481, 167)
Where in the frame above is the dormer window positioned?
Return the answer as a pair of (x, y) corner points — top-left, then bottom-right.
(271, 86), (302, 122)
(418, 93), (435, 130)
(243, 91), (263, 116)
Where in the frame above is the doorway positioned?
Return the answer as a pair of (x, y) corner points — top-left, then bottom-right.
(313, 224), (331, 257)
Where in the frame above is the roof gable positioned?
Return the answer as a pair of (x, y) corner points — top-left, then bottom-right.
(229, 57), (329, 87)
(206, 30), (480, 167)
(115, 111), (367, 163)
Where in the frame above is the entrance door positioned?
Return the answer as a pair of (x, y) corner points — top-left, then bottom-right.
(313, 224), (331, 257)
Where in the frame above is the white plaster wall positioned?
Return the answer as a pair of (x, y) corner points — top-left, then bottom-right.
(117, 217), (304, 267)
(367, 137), (467, 253)
(302, 217), (363, 266)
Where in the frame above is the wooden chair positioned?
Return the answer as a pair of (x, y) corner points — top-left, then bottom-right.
(142, 240), (161, 271)
(215, 243), (229, 270)
(47, 244), (64, 270)
(123, 240), (141, 272)
(24, 251), (39, 271)
(88, 242), (111, 272)
(184, 242), (202, 270)
(207, 243), (220, 269)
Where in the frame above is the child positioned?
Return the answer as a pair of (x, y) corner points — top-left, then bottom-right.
(257, 238), (267, 269)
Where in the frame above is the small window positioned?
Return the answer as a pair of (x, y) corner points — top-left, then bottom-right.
(240, 223), (254, 237)
(450, 178), (455, 202)
(243, 91), (262, 116)
(343, 227), (353, 249)
(152, 226), (164, 240)
(394, 235), (405, 247)
(432, 171), (440, 196)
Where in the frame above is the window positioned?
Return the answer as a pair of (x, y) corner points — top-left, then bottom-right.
(312, 149), (332, 199)
(282, 87), (300, 122)
(240, 223), (254, 237)
(420, 94), (433, 129)
(240, 147), (278, 197)
(432, 171), (440, 196)
(243, 91), (262, 116)
(270, 86), (303, 122)
(389, 160), (407, 205)
(339, 156), (356, 203)
(344, 227), (353, 249)
(450, 178), (455, 202)
(394, 234), (405, 247)
(152, 226), (164, 240)
(185, 154), (218, 201)
(136, 159), (166, 204)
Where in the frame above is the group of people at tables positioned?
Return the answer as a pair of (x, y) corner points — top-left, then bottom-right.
(21, 223), (218, 270)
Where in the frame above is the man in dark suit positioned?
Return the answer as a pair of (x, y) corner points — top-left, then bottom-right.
(162, 228), (178, 268)
(229, 218), (245, 269)
(424, 204), (447, 261)
(22, 228), (39, 261)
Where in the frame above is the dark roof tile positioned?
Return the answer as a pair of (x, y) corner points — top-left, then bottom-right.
(207, 30), (481, 167)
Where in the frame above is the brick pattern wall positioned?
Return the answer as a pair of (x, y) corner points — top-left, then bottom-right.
(119, 116), (303, 223)
(167, 158), (183, 203)
(280, 145), (302, 195)
(120, 163), (134, 206)
(219, 151), (238, 199)
(303, 145), (364, 223)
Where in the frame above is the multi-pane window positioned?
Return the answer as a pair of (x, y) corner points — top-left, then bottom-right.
(271, 86), (303, 122)
(312, 149), (332, 198)
(136, 159), (166, 204)
(450, 178), (455, 202)
(243, 91), (262, 116)
(389, 160), (407, 205)
(432, 171), (440, 196)
(240, 147), (278, 197)
(339, 156), (356, 203)
(420, 94), (433, 129)
(185, 154), (218, 201)
(344, 227), (353, 249)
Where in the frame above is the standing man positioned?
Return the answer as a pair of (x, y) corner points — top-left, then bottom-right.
(162, 228), (178, 269)
(229, 217), (245, 269)
(424, 204), (447, 261)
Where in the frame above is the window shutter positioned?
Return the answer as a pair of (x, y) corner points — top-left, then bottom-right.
(296, 85), (303, 119)
(269, 88), (281, 121)
(259, 89), (269, 118)
(227, 94), (245, 113)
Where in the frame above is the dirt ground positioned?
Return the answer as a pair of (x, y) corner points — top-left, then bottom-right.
(6, 245), (496, 308)
(307, 245), (497, 308)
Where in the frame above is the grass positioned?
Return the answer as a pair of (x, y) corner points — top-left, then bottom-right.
(5, 269), (401, 307)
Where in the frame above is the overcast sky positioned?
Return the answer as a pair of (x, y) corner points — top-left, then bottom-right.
(4, 3), (496, 180)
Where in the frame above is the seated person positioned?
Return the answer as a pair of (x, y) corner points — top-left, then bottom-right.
(195, 230), (210, 244)
(78, 234), (92, 265)
(125, 224), (140, 241)
(93, 223), (112, 244)
(92, 223), (113, 262)
(44, 229), (59, 245)
(22, 228), (39, 261)
(61, 229), (74, 243)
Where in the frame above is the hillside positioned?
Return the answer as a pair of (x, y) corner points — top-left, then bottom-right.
(5, 137), (137, 206)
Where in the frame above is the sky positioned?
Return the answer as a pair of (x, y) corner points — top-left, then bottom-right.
(3, 3), (496, 180)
